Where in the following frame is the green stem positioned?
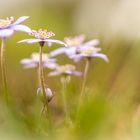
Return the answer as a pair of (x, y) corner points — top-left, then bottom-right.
(61, 76), (73, 126)
(39, 45), (52, 132)
(0, 38), (8, 103)
(76, 58), (90, 124)
(80, 58), (90, 99)
(39, 45), (48, 114)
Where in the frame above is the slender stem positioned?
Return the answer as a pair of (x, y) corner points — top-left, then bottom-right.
(39, 45), (48, 114)
(38, 45), (52, 132)
(76, 58), (90, 124)
(80, 58), (90, 99)
(61, 76), (73, 127)
(0, 38), (8, 103)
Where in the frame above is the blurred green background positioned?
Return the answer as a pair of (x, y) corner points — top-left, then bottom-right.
(0, 0), (140, 139)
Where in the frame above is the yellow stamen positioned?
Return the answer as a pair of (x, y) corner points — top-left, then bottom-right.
(64, 34), (85, 46)
(0, 17), (14, 28)
(59, 64), (75, 73)
(81, 47), (101, 55)
(29, 29), (55, 39)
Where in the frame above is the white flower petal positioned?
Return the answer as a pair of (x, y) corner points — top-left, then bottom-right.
(44, 63), (58, 69)
(71, 54), (82, 62)
(49, 47), (66, 57)
(12, 16), (29, 25)
(18, 39), (42, 44)
(23, 63), (37, 69)
(92, 53), (109, 62)
(0, 29), (14, 38)
(48, 42), (52, 47)
(83, 39), (100, 47)
(65, 47), (76, 56)
(12, 25), (31, 33)
(72, 71), (82, 76)
(44, 39), (67, 47)
(20, 59), (33, 65)
(48, 71), (60, 76)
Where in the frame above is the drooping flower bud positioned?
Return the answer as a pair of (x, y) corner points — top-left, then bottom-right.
(37, 87), (53, 102)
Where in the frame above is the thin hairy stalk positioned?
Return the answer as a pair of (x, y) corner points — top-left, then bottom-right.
(76, 58), (90, 124)
(0, 38), (8, 103)
(39, 44), (52, 132)
(80, 58), (90, 99)
(61, 76), (73, 127)
(39, 45), (48, 113)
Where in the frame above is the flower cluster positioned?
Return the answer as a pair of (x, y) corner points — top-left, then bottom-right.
(19, 33), (108, 102)
(49, 35), (108, 62)
(0, 16), (109, 124)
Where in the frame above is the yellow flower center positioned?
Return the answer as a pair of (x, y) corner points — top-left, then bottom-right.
(81, 47), (101, 55)
(0, 17), (14, 28)
(58, 64), (75, 73)
(29, 29), (55, 39)
(64, 34), (85, 46)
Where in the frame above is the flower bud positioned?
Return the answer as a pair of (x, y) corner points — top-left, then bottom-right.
(37, 87), (53, 102)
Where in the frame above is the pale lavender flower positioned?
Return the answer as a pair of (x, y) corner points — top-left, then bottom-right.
(50, 35), (108, 62)
(50, 34), (99, 58)
(71, 46), (109, 62)
(48, 64), (82, 77)
(18, 29), (67, 46)
(0, 16), (31, 38)
(20, 52), (57, 69)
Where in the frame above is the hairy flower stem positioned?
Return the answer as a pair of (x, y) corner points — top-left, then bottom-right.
(76, 58), (90, 124)
(0, 38), (9, 104)
(61, 76), (73, 127)
(80, 58), (90, 99)
(39, 45), (49, 115)
(39, 44), (52, 133)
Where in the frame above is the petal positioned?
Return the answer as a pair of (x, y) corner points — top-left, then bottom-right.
(12, 25), (31, 33)
(0, 29), (14, 38)
(92, 53), (109, 62)
(43, 62), (58, 69)
(49, 47), (66, 57)
(65, 70), (73, 75)
(23, 63), (37, 69)
(48, 42), (52, 47)
(44, 39), (67, 47)
(18, 39), (42, 44)
(20, 59), (37, 68)
(65, 47), (76, 56)
(83, 39), (100, 47)
(48, 71), (60, 76)
(12, 16), (29, 25)
(72, 71), (82, 76)
(46, 59), (57, 63)
(20, 59), (33, 65)
(70, 54), (82, 62)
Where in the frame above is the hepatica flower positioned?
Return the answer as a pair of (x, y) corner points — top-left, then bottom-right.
(50, 34), (99, 58)
(0, 16), (31, 38)
(71, 46), (109, 62)
(48, 64), (82, 77)
(20, 52), (57, 69)
(18, 29), (67, 46)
